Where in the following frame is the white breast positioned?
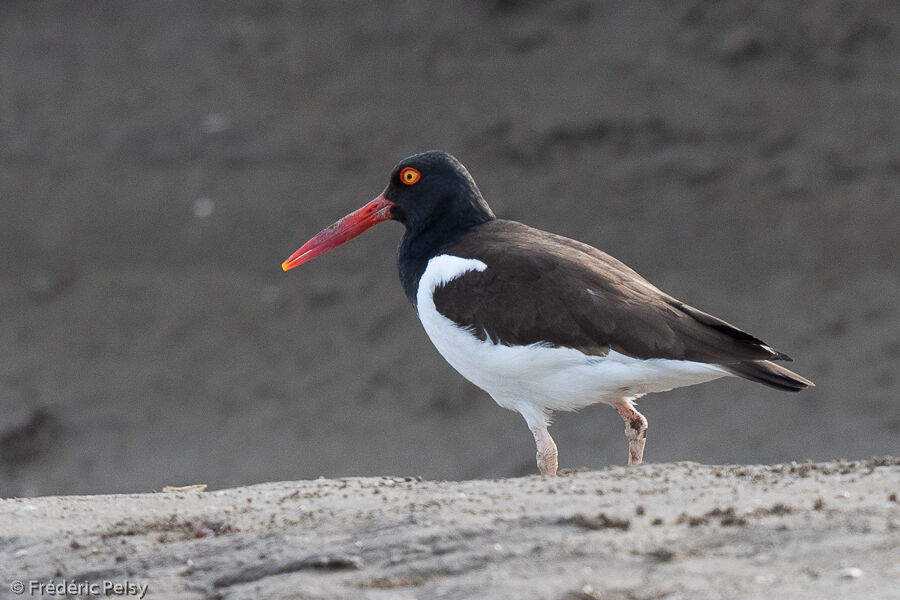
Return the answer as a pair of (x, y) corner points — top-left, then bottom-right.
(416, 254), (730, 427)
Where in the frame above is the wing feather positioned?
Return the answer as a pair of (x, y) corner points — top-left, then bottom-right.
(432, 220), (785, 364)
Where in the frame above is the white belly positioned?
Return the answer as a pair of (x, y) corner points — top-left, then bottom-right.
(416, 255), (730, 423)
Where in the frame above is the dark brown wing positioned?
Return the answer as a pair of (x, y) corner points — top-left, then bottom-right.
(433, 220), (785, 364)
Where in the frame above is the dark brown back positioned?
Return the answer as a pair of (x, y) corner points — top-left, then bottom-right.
(433, 220), (785, 364)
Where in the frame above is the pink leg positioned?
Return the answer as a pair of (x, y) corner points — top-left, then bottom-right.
(615, 402), (648, 466)
(531, 425), (558, 477)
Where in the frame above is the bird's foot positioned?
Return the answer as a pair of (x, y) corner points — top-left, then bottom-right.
(531, 425), (558, 477)
(615, 402), (648, 467)
(536, 448), (558, 477)
(627, 437), (646, 467)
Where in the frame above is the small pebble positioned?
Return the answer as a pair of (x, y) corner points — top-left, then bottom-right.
(192, 197), (215, 218)
(838, 567), (862, 579)
(29, 274), (53, 295)
(202, 113), (230, 134)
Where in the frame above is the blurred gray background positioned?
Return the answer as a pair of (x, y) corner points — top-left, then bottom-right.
(1, 1), (897, 496)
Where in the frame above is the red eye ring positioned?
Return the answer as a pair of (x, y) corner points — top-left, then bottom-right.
(399, 167), (421, 186)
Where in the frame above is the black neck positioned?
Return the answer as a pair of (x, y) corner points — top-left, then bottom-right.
(397, 212), (493, 305)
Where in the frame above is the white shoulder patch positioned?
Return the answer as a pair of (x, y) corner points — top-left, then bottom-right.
(419, 255), (487, 295)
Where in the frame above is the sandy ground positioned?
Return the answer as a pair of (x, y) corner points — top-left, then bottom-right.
(1, 458), (898, 599)
(1, 2), (899, 497)
(0, 458), (900, 600)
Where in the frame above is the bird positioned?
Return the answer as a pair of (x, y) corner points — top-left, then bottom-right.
(282, 151), (814, 476)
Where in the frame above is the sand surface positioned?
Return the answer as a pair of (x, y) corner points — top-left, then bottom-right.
(2, 458), (898, 599)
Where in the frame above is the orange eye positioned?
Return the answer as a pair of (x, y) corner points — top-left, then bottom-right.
(399, 167), (421, 186)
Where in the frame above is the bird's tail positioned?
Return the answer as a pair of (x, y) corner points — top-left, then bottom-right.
(722, 360), (815, 392)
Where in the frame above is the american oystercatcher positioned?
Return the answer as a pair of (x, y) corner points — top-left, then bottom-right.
(282, 151), (814, 476)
